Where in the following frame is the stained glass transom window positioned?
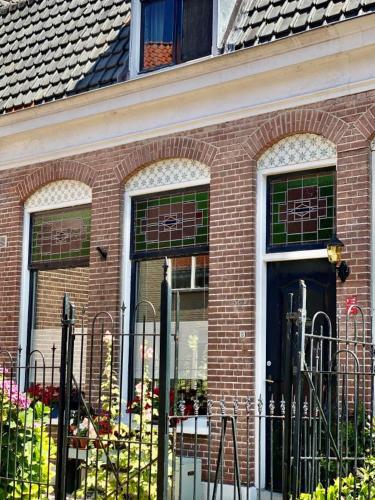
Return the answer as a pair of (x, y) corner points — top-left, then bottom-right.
(30, 206), (91, 269)
(132, 188), (209, 257)
(268, 170), (335, 250)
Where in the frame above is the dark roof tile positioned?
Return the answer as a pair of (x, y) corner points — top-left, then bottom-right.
(226, 0), (375, 50)
(0, 0), (131, 114)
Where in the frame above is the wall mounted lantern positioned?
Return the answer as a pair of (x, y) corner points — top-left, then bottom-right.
(327, 234), (350, 282)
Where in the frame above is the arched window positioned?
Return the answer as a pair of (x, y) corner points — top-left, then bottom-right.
(123, 159), (210, 414)
(20, 181), (92, 387)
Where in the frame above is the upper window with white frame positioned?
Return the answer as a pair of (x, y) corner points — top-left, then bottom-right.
(140, 0), (213, 71)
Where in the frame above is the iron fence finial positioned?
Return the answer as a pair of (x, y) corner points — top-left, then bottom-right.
(245, 396), (251, 416)
(219, 399), (226, 416)
(207, 399), (213, 416)
(269, 395), (275, 416)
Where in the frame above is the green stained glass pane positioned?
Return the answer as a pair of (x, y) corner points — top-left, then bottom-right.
(303, 233), (316, 242)
(196, 192), (208, 201)
(318, 174), (334, 186)
(197, 201), (208, 210)
(273, 193), (285, 203)
(133, 188), (209, 255)
(273, 233), (286, 244)
(31, 205), (91, 268)
(273, 182), (286, 193)
(318, 229), (332, 239)
(146, 243), (158, 250)
(288, 179), (302, 189)
(319, 186), (333, 197)
(196, 235), (208, 244)
(269, 170), (335, 249)
(303, 176), (316, 187)
(288, 234), (300, 243)
(171, 196), (182, 203)
(159, 241), (171, 249)
(319, 218), (333, 229)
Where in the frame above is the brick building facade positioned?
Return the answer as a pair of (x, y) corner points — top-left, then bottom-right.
(0, 0), (375, 493)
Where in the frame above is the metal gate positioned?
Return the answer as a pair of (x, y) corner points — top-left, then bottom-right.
(0, 274), (374, 498)
(260, 280), (375, 499)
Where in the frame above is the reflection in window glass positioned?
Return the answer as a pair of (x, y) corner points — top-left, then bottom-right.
(133, 256), (208, 413)
(30, 267), (88, 386)
(142, 0), (174, 70)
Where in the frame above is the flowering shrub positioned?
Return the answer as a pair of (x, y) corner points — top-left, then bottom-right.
(300, 456), (375, 499)
(0, 370), (56, 498)
(27, 383), (60, 406)
(127, 384), (175, 420)
(75, 333), (159, 499)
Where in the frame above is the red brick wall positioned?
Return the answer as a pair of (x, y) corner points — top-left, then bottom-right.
(0, 90), (374, 483)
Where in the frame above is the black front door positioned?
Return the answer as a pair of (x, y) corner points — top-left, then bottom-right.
(265, 258), (336, 488)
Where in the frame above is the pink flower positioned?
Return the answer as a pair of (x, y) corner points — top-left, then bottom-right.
(1, 379), (29, 409)
(139, 345), (153, 360)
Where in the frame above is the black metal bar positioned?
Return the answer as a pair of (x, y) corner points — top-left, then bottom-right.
(291, 281), (306, 499)
(55, 293), (75, 500)
(282, 292), (294, 500)
(157, 258), (171, 500)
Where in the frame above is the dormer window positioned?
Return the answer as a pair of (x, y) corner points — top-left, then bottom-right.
(140, 0), (213, 71)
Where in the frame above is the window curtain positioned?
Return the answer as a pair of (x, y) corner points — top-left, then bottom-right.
(143, 0), (174, 43)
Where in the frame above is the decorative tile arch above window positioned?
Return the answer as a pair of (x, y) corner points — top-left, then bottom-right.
(258, 134), (337, 171)
(25, 180), (92, 212)
(125, 158), (210, 259)
(125, 158), (210, 193)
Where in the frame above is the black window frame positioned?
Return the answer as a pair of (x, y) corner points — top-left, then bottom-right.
(139, 0), (213, 73)
(266, 167), (336, 253)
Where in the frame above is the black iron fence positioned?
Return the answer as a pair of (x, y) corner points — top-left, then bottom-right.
(0, 269), (374, 499)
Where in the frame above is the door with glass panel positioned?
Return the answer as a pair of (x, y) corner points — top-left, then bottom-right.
(265, 169), (336, 489)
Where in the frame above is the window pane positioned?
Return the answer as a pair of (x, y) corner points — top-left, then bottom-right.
(268, 170), (335, 250)
(30, 206), (91, 269)
(181, 0), (212, 63)
(171, 256), (191, 289)
(142, 0), (174, 70)
(133, 256), (208, 413)
(30, 267), (89, 386)
(195, 254), (209, 288)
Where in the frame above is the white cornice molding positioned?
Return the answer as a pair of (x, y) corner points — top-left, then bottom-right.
(0, 15), (374, 171)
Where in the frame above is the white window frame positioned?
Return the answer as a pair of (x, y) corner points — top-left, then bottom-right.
(169, 255), (208, 291)
(121, 160), (210, 424)
(128, 0), (219, 78)
(19, 181), (92, 389)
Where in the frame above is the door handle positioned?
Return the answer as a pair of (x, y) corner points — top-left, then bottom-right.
(265, 377), (274, 384)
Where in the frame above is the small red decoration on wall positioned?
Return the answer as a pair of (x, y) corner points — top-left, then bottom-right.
(346, 295), (358, 315)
